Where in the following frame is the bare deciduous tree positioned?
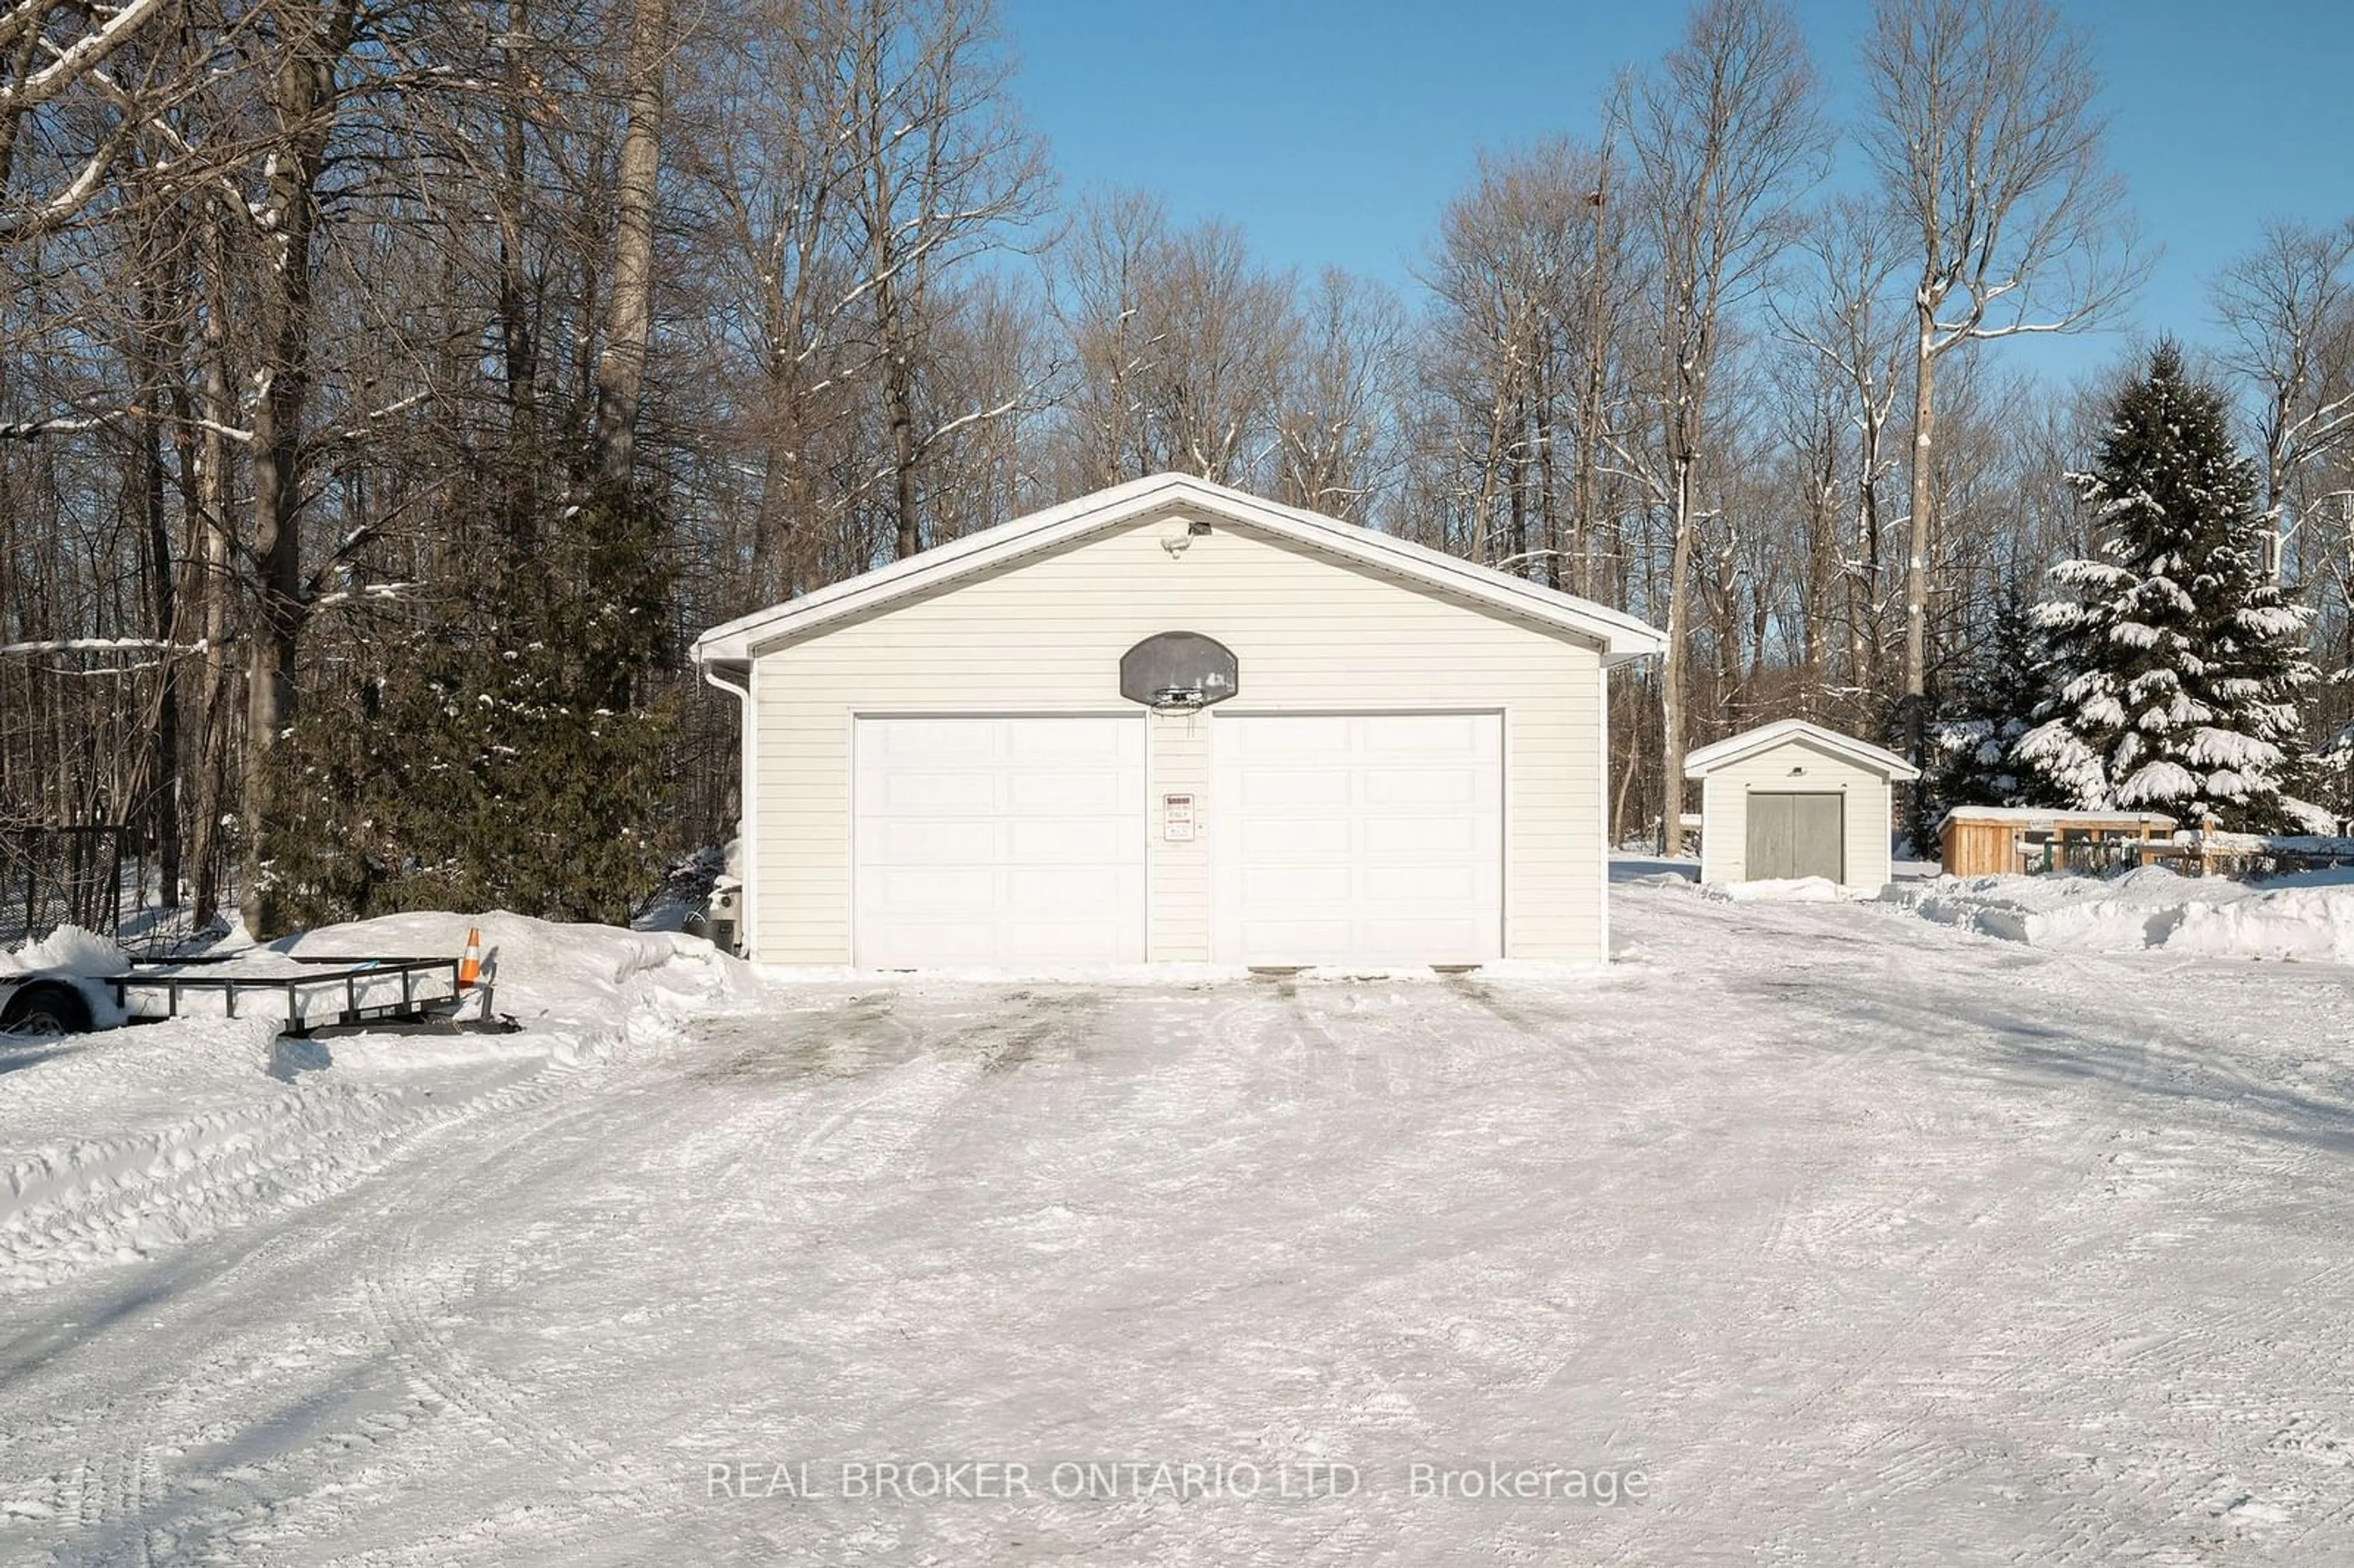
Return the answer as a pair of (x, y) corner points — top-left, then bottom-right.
(1772, 194), (1910, 713)
(1274, 267), (1403, 522)
(834, 0), (1046, 559)
(1618, 0), (1823, 850)
(240, 0), (362, 937)
(2211, 219), (2354, 554)
(1862, 0), (2144, 730)
(0, 0), (178, 242)
(1044, 194), (1295, 490)
(1047, 187), (1168, 490)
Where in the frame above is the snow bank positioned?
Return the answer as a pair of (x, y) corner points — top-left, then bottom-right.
(285, 911), (762, 1064)
(2166, 887), (2354, 962)
(1, 910), (764, 1293)
(1881, 864), (2354, 962)
(2, 925), (132, 1028)
(0, 924), (128, 978)
(1701, 876), (1849, 904)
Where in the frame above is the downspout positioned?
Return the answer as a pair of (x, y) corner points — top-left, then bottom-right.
(1598, 650), (1613, 964)
(698, 655), (755, 957)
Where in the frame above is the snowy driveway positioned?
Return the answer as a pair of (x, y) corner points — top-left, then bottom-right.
(6, 880), (2354, 1564)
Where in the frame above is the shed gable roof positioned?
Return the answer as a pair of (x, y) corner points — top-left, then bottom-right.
(1684, 720), (1921, 782)
(691, 473), (1666, 667)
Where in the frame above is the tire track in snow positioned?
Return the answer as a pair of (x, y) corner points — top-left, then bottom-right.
(781, 989), (1068, 1231)
(30, 1212), (338, 1552)
(346, 989), (1055, 1566)
(1648, 893), (2354, 1561)
(328, 1043), (779, 1567)
(359, 1228), (608, 1474)
(65, 1436), (161, 1567)
(15, 1074), (576, 1563)
(1434, 976), (1628, 1095)
(671, 989), (920, 1252)
(1412, 969), (1818, 1461)
(1279, 981), (1656, 1461)
(1591, 891), (2207, 1557)
(1401, 980), (1680, 1411)
(1917, 943), (2353, 1561)
(50, 997), (836, 1564)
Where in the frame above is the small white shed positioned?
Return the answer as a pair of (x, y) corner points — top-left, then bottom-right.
(693, 473), (1664, 969)
(1684, 720), (1919, 892)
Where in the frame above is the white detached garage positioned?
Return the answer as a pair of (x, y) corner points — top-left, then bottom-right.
(693, 474), (1663, 969)
(1684, 720), (1919, 892)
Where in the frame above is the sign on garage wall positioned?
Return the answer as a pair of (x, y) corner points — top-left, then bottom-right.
(1162, 794), (1197, 842)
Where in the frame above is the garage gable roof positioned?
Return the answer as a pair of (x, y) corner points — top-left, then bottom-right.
(691, 473), (1667, 667)
(1684, 720), (1921, 782)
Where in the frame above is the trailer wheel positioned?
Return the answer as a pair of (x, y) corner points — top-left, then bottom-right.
(1, 981), (93, 1038)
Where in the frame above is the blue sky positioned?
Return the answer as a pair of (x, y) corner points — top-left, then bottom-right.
(1002, 0), (2354, 389)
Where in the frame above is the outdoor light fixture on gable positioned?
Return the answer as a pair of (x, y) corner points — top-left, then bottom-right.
(1161, 518), (1216, 556)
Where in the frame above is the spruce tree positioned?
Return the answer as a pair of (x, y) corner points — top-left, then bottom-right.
(2314, 721), (2354, 828)
(1925, 584), (2060, 815)
(273, 485), (679, 927)
(2013, 341), (2315, 831)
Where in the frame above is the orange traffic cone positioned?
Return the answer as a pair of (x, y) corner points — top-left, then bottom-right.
(459, 925), (483, 989)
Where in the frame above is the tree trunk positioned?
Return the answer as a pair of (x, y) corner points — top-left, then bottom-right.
(1507, 413), (1528, 572)
(238, 1), (347, 938)
(1715, 536), (1743, 720)
(1576, 171), (1612, 599)
(1536, 375), (1561, 592)
(132, 224), (181, 910)
(1471, 384), (1514, 566)
(1849, 417), (1882, 714)
(1613, 687), (1642, 847)
(498, 1), (541, 554)
(1659, 451), (1696, 854)
(242, 394), (306, 938)
(594, 0), (667, 493)
(1903, 302), (1937, 733)
(187, 210), (235, 931)
(883, 292), (921, 560)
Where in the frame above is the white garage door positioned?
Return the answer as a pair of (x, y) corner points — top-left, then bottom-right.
(1213, 712), (1504, 965)
(853, 716), (1145, 967)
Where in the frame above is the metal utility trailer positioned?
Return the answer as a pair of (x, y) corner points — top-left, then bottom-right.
(102, 954), (500, 1037)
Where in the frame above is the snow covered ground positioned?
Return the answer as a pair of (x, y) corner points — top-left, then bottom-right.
(4, 873), (2353, 1563)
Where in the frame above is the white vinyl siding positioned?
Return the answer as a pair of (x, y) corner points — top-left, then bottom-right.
(748, 509), (1608, 964)
(1696, 737), (1897, 891)
(1146, 710), (1211, 960)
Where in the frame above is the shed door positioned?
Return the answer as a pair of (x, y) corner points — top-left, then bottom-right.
(1746, 791), (1845, 882)
(853, 716), (1145, 967)
(1211, 712), (1503, 965)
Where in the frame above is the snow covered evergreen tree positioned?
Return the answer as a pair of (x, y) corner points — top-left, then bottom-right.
(2312, 720), (2354, 829)
(1924, 585), (2061, 817)
(2013, 341), (2315, 831)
